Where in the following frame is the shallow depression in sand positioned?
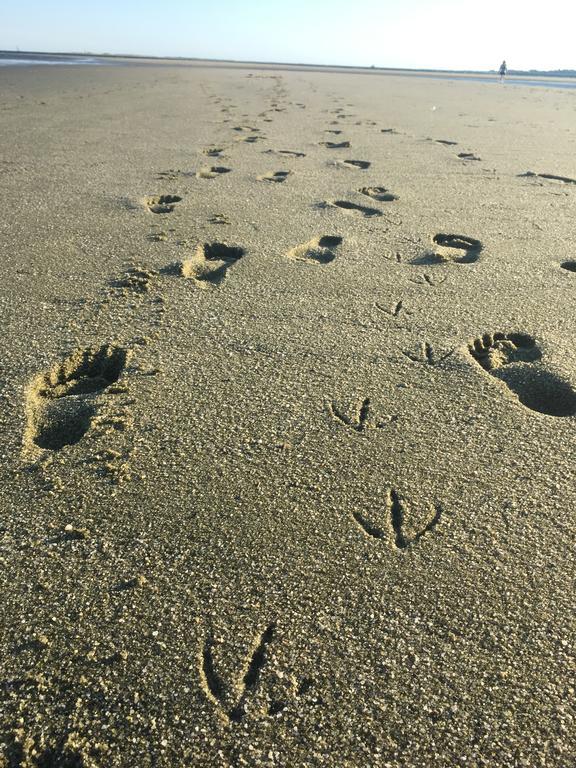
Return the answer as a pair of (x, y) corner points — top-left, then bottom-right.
(468, 333), (576, 417)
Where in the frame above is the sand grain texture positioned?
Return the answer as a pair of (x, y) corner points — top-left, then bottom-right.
(0, 62), (575, 767)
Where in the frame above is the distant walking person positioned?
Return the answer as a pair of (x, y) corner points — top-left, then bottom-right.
(499, 60), (507, 82)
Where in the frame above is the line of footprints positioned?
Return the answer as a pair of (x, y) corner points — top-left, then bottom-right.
(23, 84), (576, 725)
(24, 331), (576, 466)
(25, 84), (576, 471)
(19, 81), (576, 737)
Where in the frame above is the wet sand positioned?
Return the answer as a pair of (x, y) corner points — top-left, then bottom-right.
(0, 61), (575, 767)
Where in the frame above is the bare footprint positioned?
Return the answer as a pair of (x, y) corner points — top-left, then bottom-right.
(236, 135), (264, 144)
(208, 213), (231, 225)
(24, 345), (128, 452)
(257, 170), (290, 183)
(340, 159), (370, 170)
(156, 169), (192, 181)
(320, 141), (351, 149)
(414, 234), (482, 264)
(327, 200), (382, 218)
(519, 171), (576, 185)
(203, 147), (225, 157)
(144, 195), (182, 214)
(359, 186), (398, 202)
(196, 166), (231, 179)
(181, 242), (245, 285)
(263, 149), (305, 158)
(110, 266), (157, 294)
(468, 333), (576, 417)
(286, 236), (342, 264)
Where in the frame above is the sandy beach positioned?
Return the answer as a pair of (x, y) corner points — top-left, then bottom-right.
(0, 61), (575, 767)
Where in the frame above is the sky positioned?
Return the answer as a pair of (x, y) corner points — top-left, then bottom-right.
(1, 0), (575, 72)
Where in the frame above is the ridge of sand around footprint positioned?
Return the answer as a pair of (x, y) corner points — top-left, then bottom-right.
(23, 344), (130, 454)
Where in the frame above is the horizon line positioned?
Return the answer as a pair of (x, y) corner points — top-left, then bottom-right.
(2, 49), (576, 77)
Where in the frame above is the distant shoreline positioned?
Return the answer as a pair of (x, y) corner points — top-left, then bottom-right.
(1, 49), (576, 79)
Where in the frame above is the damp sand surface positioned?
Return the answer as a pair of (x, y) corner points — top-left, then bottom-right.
(0, 62), (575, 767)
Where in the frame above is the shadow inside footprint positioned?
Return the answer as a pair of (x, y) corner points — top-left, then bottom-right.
(560, 261), (576, 272)
(320, 141), (351, 148)
(196, 166), (231, 179)
(204, 147), (225, 157)
(257, 170), (290, 183)
(468, 333), (576, 417)
(519, 171), (576, 185)
(328, 200), (382, 217)
(359, 186), (398, 202)
(416, 233), (483, 264)
(263, 149), (306, 158)
(341, 160), (370, 169)
(181, 242), (245, 285)
(145, 195), (182, 214)
(286, 235), (342, 264)
(25, 345), (128, 451)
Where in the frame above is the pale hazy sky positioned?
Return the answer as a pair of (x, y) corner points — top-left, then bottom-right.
(1, 0), (575, 71)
